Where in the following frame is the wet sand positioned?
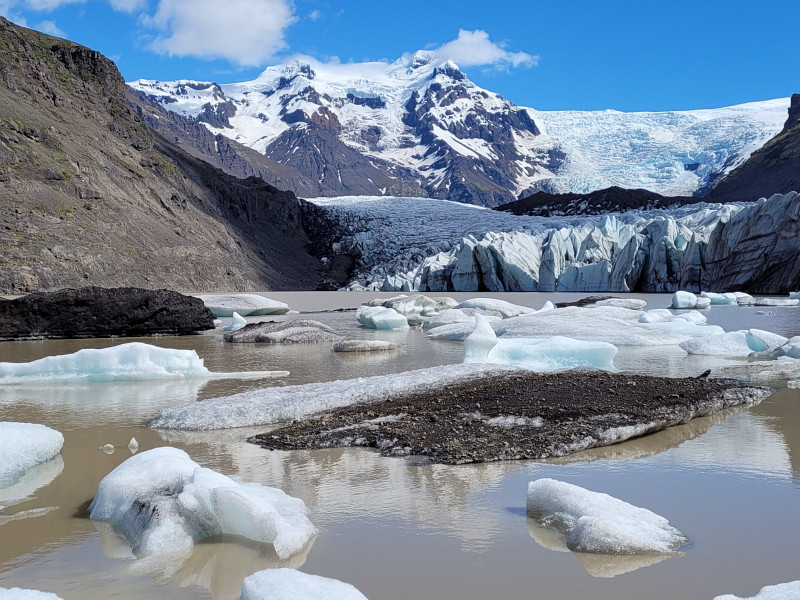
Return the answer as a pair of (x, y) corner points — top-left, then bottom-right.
(250, 371), (770, 464)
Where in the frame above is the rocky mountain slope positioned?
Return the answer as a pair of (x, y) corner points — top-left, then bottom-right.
(708, 94), (800, 200)
(131, 55), (788, 207)
(0, 17), (322, 294)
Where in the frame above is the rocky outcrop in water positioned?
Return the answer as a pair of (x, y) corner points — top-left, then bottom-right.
(0, 287), (215, 340)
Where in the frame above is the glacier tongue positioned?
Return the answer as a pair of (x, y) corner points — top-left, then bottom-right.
(309, 192), (800, 293)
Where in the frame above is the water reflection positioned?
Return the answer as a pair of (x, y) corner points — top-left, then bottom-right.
(0, 456), (64, 513)
(526, 519), (676, 578)
(95, 523), (315, 600)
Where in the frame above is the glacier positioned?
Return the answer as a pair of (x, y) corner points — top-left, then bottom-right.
(89, 447), (316, 562)
(308, 191), (800, 293)
(129, 53), (787, 206)
(526, 478), (688, 554)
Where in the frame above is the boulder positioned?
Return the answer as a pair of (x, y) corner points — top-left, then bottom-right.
(0, 287), (215, 340)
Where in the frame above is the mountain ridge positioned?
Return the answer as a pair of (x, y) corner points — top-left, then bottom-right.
(131, 54), (788, 207)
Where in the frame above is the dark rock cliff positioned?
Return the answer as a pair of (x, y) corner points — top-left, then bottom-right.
(0, 17), (323, 294)
(709, 93), (800, 200)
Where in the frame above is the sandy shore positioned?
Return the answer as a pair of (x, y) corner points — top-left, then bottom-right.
(249, 371), (770, 464)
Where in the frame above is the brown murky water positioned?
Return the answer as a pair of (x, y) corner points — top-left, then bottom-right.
(1, 292), (799, 600)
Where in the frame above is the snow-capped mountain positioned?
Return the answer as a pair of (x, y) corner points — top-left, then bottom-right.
(130, 52), (788, 207)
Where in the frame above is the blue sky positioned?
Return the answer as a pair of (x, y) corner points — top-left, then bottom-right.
(2, 0), (798, 111)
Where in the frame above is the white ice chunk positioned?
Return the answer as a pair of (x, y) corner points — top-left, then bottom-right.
(754, 297), (800, 307)
(735, 292), (756, 305)
(672, 291), (698, 309)
(672, 310), (708, 324)
(89, 447), (316, 561)
(149, 363), (516, 430)
(196, 294), (290, 317)
(241, 568), (368, 600)
(128, 437), (139, 454)
(594, 298), (647, 310)
(0, 589), (64, 600)
(223, 312), (247, 332)
(790, 292), (800, 300)
(680, 329), (788, 356)
(701, 292), (738, 305)
(0, 423), (64, 488)
(526, 478), (688, 554)
(694, 296), (711, 309)
(356, 306), (409, 329)
(0, 342), (286, 384)
(365, 294), (457, 317)
(714, 357), (800, 382)
(424, 308), (502, 330)
(714, 581), (800, 600)
(455, 298), (536, 318)
(463, 315), (617, 372)
(775, 336), (800, 359)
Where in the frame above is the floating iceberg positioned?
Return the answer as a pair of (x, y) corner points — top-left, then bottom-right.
(149, 364), (515, 430)
(334, 340), (401, 352)
(714, 581), (800, 600)
(89, 447), (316, 561)
(0, 590), (63, 600)
(701, 292), (739, 305)
(791, 292), (800, 300)
(464, 315), (617, 372)
(222, 312), (247, 332)
(754, 297), (800, 307)
(0, 343), (287, 384)
(225, 320), (342, 344)
(0, 423), (64, 488)
(526, 478), (688, 554)
(680, 329), (788, 356)
(356, 306), (409, 329)
(364, 294), (457, 317)
(735, 292), (756, 305)
(423, 308), (503, 330)
(774, 336), (800, 359)
(672, 291), (710, 310)
(196, 294), (290, 317)
(241, 569), (368, 600)
(715, 357), (800, 382)
(593, 298), (647, 310)
(456, 298), (536, 319)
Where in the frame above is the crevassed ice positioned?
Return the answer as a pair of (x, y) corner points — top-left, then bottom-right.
(240, 568), (368, 600)
(0, 342), (287, 384)
(89, 447), (316, 561)
(196, 294), (290, 317)
(526, 478), (688, 554)
(0, 422), (64, 488)
(149, 364), (516, 430)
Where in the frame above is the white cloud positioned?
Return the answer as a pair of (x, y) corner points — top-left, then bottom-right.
(143, 0), (296, 67)
(108, 0), (146, 12)
(19, 0), (84, 9)
(35, 19), (65, 36)
(1, 0), (144, 14)
(308, 9), (320, 21)
(434, 29), (538, 69)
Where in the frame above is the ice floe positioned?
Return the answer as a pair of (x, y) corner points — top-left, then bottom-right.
(334, 340), (401, 352)
(593, 298), (647, 310)
(364, 294), (457, 317)
(222, 311), (247, 332)
(714, 357), (800, 382)
(356, 306), (409, 329)
(774, 336), (800, 359)
(240, 569), (368, 600)
(195, 294), (289, 317)
(713, 581), (800, 600)
(0, 590), (63, 600)
(224, 320), (343, 344)
(431, 305), (724, 346)
(526, 478), (688, 554)
(89, 447), (316, 562)
(754, 297), (800, 307)
(680, 329), (788, 356)
(463, 315), (617, 372)
(0, 423), (64, 488)
(455, 298), (537, 319)
(700, 292), (739, 305)
(0, 343), (287, 383)
(149, 364), (516, 430)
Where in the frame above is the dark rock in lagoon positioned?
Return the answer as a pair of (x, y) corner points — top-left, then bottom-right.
(0, 286), (215, 340)
(249, 371), (770, 465)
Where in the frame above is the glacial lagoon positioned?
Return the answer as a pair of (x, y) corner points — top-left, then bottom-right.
(0, 291), (798, 600)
